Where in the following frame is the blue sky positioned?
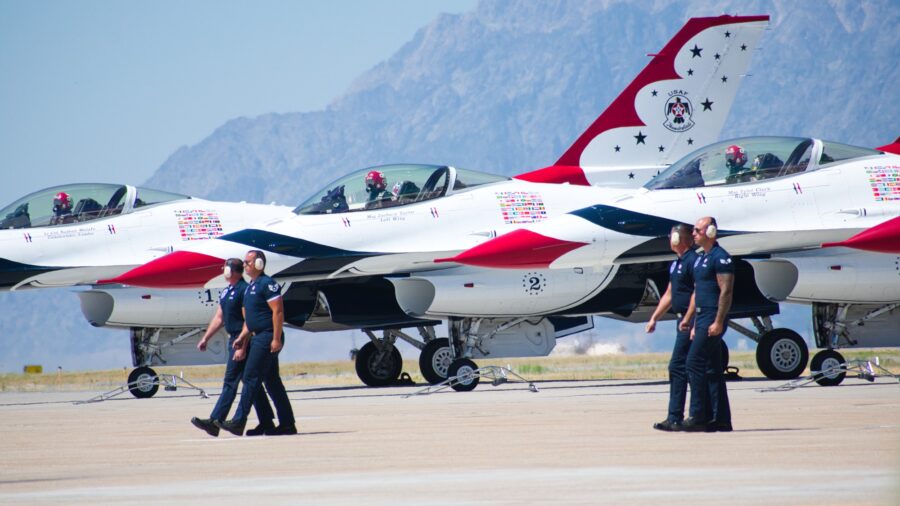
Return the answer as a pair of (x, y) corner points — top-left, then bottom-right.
(0, 0), (477, 207)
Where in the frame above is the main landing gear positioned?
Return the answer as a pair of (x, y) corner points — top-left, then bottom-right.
(727, 317), (808, 380)
(354, 327), (438, 387)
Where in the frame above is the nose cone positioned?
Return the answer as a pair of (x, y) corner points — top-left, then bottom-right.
(101, 251), (225, 288)
(435, 229), (588, 269)
(822, 216), (900, 254)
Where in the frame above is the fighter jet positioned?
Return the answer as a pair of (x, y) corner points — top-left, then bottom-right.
(109, 15), (771, 391)
(0, 183), (292, 290)
(0, 182), (294, 395)
(442, 135), (900, 385)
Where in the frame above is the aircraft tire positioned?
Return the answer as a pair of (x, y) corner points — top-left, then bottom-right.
(354, 342), (403, 387)
(810, 349), (846, 387)
(128, 366), (159, 399)
(755, 328), (808, 380)
(418, 338), (452, 385)
(448, 358), (480, 392)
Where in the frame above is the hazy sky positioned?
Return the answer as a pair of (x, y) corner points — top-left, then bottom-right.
(0, 0), (477, 207)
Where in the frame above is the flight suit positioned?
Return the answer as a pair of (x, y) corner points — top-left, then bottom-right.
(686, 243), (733, 426)
(231, 274), (295, 427)
(208, 279), (274, 425)
(665, 248), (698, 424)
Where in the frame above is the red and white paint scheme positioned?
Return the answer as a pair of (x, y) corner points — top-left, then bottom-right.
(516, 15), (768, 187)
(0, 183), (292, 290)
(446, 135), (900, 383)
(111, 14), (770, 290)
(106, 16), (775, 391)
(4, 16), (776, 392)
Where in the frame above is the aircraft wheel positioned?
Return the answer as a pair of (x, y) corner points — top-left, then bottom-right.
(419, 338), (452, 384)
(128, 366), (159, 399)
(355, 342), (403, 387)
(810, 349), (847, 387)
(756, 328), (808, 380)
(448, 358), (480, 392)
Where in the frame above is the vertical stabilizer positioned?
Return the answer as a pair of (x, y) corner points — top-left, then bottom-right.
(517, 15), (769, 186)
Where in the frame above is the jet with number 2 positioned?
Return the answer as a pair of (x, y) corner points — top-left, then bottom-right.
(111, 15), (775, 391)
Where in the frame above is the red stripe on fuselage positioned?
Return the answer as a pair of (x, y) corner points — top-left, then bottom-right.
(435, 229), (588, 269)
(822, 216), (900, 254)
(100, 251), (225, 288)
(514, 165), (591, 186)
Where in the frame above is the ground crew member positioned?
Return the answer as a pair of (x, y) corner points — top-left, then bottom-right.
(682, 216), (733, 432)
(190, 258), (275, 437)
(646, 223), (697, 432)
(217, 250), (296, 436)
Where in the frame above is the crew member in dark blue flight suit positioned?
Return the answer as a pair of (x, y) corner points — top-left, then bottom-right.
(646, 223), (698, 432)
(190, 258), (275, 437)
(682, 216), (733, 432)
(217, 250), (296, 436)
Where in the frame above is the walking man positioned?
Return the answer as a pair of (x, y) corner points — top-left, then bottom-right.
(682, 216), (733, 432)
(217, 250), (296, 436)
(190, 258), (276, 437)
(646, 223), (697, 431)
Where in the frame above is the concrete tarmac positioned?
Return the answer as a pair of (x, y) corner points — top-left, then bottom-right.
(0, 375), (898, 505)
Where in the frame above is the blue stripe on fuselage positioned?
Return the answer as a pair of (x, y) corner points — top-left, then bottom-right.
(570, 204), (682, 236)
(0, 258), (61, 288)
(220, 229), (375, 258)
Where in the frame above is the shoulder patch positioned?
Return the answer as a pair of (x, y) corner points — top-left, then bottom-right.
(269, 283), (280, 292)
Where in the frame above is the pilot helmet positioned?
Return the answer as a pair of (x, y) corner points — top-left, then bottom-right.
(53, 191), (72, 212)
(365, 170), (386, 191)
(725, 145), (747, 169)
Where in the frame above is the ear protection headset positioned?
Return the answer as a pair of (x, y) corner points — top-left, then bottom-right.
(670, 230), (681, 246)
(249, 250), (266, 270)
(223, 258), (244, 279)
(706, 223), (717, 239)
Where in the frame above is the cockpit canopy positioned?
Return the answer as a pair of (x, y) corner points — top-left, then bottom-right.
(0, 183), (189, 230)
(294, 164), (509, 215)
(645, 137), (884, 190)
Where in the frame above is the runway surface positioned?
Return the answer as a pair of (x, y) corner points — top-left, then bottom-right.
(0, 375), (898, 505)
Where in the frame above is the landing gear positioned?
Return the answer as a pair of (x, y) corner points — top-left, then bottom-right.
(810, 349), (847, 386)
(756, 328), (809, 380)
(127, 366), (159, 398)
(419, 338), (452, 384)
(354, 341), (403, 387)
(447, 358), (480, 392)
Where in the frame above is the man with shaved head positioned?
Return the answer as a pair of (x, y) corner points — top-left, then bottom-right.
(681, 216), (733, 432)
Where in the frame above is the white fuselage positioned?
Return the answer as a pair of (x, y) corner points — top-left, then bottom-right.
(0, 198), (292, 289)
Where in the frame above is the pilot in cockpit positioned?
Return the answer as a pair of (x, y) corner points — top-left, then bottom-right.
(364, 170), (392, 209)
(724, 144), (748, 183)
(50, 191), (73, 225)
